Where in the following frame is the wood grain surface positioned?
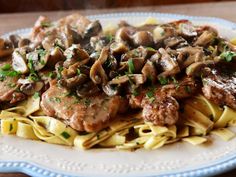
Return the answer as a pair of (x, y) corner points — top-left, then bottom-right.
(0, 1), (236, 177)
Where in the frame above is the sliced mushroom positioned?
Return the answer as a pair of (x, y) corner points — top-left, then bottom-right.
(186, 60), (215, 77)
(127, 58), (145, 73)
(63, 44), (89, 68)
(18, 38), (31, 48)
(141, 60), (157, 84)
(115, 27), (135, 45)
(177, 46), (205, 68)
(18, 78), (44, 95)
(110, 42), (129, 55)
(0, 38), (14, 58)
(194, 30), (216, 47)
(177, 22), (197, 38)
(83, 20), (102, 39)
(9, 34), (21, 48)
(132, 31), (154, 47)
(12, 50), (29, 74)
(76, 81), (100, 97)
(90, 47), (109, 84)
(164, 36), (188, 49)
(46, 47), (65, 68)
(90, 35), (111, 51)
(109, 74), (146, 85)
(102, 84), (119, 96)
(158, 48), (180, 77)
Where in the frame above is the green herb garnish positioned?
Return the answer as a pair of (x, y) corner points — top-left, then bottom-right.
(84, 98), (91, 107)
(146, 47), (156, 52)
(33, 92), (40, 99)
(185, 86), (191, 93)
(220, 51), (236, 62)
(61, 131), (71, 139)
(105, 34), (113, 42)
(1, 64), (11, 71)
(77, 69), (81, 75)
(40, 22), (52, 28)
(132, 89), (139, 96)
(7, 83), (16, 88)
(158, 76), (169, 85)
(128, 59), (135, 74)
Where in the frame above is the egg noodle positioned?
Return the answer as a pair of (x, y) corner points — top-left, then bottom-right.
(1, 94), (236, 150)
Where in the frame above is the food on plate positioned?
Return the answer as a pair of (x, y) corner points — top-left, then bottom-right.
(0, 13), (236, 150)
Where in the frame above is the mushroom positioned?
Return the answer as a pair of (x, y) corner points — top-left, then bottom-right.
(90, 35), (112, 51)
(126, 58), (145, 74)
(109, 74), (146, 85)
(60, 25), (74, 48)
(12, 49), (29, 74)
(9, 34), (21, 48)
(132, 31), (154, 47)
(177, 46), (205, 68)
(194, 30), (216, 47)
(141, 60), (157, 84)
(164, 36), (188, 49)
(63, 44), (90, 68)
(26, 49), (48, 71)
(115, 27), (135, 45)
(110, 42), (129, 55)
(177, 22), (197, 38)
(18, 38), (31, 48)
(0, 38), (14, 58)
(102, 84), (119, 96)
(186, 60), (215, 77)
(76, 81), (100, 97)
(83, 20), (102, 39)
(158, 48), (180, 77)
(46, 47), (65, 68)
(18, 78), (44, 96)
(90, 47), (109, 84)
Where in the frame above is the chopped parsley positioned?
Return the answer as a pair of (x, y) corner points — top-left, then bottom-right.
(146, 87), (155, 103)
(7, 83), (16, 88)
(28, 73), (39, 82)
(49, 97), (61, 103)
(40, 21), (52, 28)
(1, 64), (11, 71)
(84, 98), (91, 107)
(60, 131), (71, 139)
(128, 59), (135, 74)
(56, 66), (63, 79)
(220, 51), (236, 62)
(158, 76), (169, 85)
(47, 72), (56, 79)
(146, 47), (156, 52)
(185, 86), (191, 93)
(66, 53), (73, 60)
(33, 92), (40, 99)
(77, 69), (81, 75)
(132, 89), (139, 96)
(105, 34), (114, 43)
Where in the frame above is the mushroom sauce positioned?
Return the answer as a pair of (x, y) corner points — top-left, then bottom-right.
(0, 13), (236, 133)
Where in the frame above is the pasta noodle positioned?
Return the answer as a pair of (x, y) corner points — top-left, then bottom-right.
(1, 94), (236, 150)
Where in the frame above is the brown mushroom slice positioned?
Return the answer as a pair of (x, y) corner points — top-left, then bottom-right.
(90, 48), (109, 84)
(60, 25), (74, 48)
(158, 48), (180, 77)
(0, 38), (14, 58)
(186, 60), (215, 77)
(102, 84), (119, 96)
(142, 60), (157, 84)
(177, 22), (197, 38)
(164, 36), (187, 49)
(12, 50), (29, 74)
(18, 38), (31, 48)
(9, 34), (21, 48)
(110, 42), (129, 55)
(83, 20), (102, 39)
(63, 44), (89, 68)
(115, 27), (135, 45)
(46, 47), (65, 68)
(18, 78), (44, 96)
(63, 73), (88, 88)
(132, 31), (154, 47)
(76, 81), (100, 97)
(177, 46), (205, 68)
(127, 57), (145, 74)
(109, 74), (146, 85)
(194, 30), (216, 47)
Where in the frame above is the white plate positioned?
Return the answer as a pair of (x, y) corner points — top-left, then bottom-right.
(1, 12), (236, 177)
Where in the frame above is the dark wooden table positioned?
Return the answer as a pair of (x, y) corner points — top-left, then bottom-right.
(0, 1), (236, 176)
